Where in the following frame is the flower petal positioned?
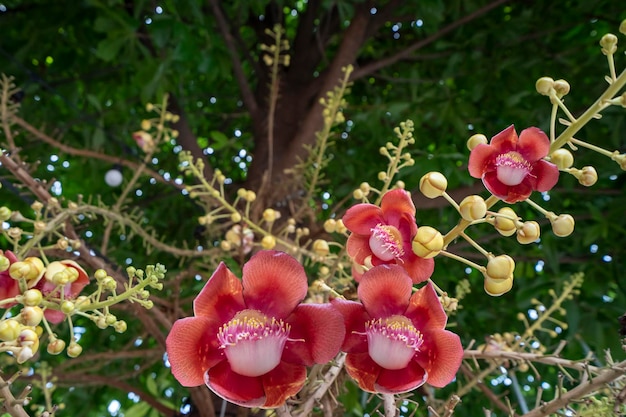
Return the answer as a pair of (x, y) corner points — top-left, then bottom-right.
(468, 143), (497, 179)
(283, 303), (345, 366)
(401, 251), (435, 284)
(193, 262), (245, 323)
(358, 265), (412, 318)
(374, 360), (428, 394)
(0, 273), (20, 303)
(205, 360), (265, 408)
(330, 298), (369, 353)
(517, 127), (550, 163)
(343, 204), (384, 235)
(44, 309), (66, 324)
(242, 251), (308, 318)
(262, 361), (307, 408)
(404, 282), (447, 330)
(346, 234), (371, 264)
(61, 260), (90, 299)
(345, 352), (381, 393)
(532, 160), (559, 192)
(380, 189), (416, 231)
(414, 329), (463, 387)
(167, 316), (225, 387)
(489, 125), (518, 152)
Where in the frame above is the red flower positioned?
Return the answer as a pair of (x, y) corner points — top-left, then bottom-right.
(331, 265), (463, 394)
(0, 250), (20, 307)
(33, 260), (90, 324)
(343, 189), (434, 283)
(166, 251), (345, 408)
(468, 125), (559, 203)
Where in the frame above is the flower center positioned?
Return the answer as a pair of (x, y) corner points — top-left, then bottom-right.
(369, 224), (404, 261)
(217, 309), (290, 377)
(495, 151), (531, 186)
(366, 315), (423, 370)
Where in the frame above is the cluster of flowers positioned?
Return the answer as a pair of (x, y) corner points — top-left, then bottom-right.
(166, 123), (565, 408)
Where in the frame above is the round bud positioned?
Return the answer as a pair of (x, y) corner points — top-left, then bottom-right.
(105, 314), (117, 326)
(114, 320), (127, 333)
(411, 226), (444, 259)
(102, 277), (117, 291)
(359, 182), (371, 193)
(620, 19), (626, 36)
(263, 209), (279, 223)
(323, 219), (337, 233)
(20, 306), (44, 327)
(312, 239), (330, 256)
(47, 338), (66, 355)
(231, 212), (242, 222)
(459, 195), (487, 221)
(516, 221), (540, 244)
(550, 149), (574, 169)
(261, 235), (276, 250)
(467, 134), (488, 151)
(485, 255), (515, 281)
(419, 172), (448, 198)
(484, 276), (514, 297)
(335, 219), (347, 234)
(22, 289), (43, 307)
(67, 342), (83, 358)
(535, 77), (555, 96)
(553, 79), (570, 97)
(0, 319), (21, 341)
(0, 206), (12, 221)
(245, 191), (256, 202)
(0, 254), (9, 272)
(352, 189), (364, 200)
(61, 301), (75, 315)
(600, 33), (618, 54)
(220, 240), (232, 251)
(551, 214), (575, 237)
(494, 207), (518, 236)
(377, 171), (388, 181)
(579, 166), (597, 187)
(96, 317), (108, 329)
(94, 269), (108, 281)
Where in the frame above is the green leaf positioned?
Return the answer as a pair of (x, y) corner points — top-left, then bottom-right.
(95, 37), (127, 61)
(124, 402), (151, 417)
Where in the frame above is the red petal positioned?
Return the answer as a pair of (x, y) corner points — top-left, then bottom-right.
(414, 329), (463, 387)
(375, 360), (427, 394)
(489, 125), (518, 152)
(404, 282), (447, 330)
(532, 160), (559, 192)
(517, 127), (550, 163)
(346, 234), (372, 264)
(44, 309), (66, 324)
(242, 251), (308, 318)
(193, 262), (245, 323)
(0, 273), (20, 303)
(166, 316), (225, 387)
(482, 171), (510, 201)
(468, 143), (497, 178)
(401, 251), (435, 284)
(343, 203), (384, 235)
(205, 360), (265, 407)
(345, 352), (381, 392)
(262, 361), (307, 408)
(330, 298), (369, 353)
(380, 189), (416, 229)
(283, 303), (345, 366)
(358, 265), (412, 318)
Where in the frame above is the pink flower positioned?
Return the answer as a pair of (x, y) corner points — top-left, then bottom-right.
(166, 251), (345, 408)
(33, 260), (90, 324)
(0, 250), (20, 306)
(332, 265), (463, 394)
(468, 125), (559, 203)
(343, 189), (434, 283)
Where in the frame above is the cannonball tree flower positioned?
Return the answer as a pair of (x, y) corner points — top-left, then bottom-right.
(468, 125), (559, 203)
(343, 189), (434, 283)
(166, 250), (345, 408)
(0, 250), (20, 306)
(331, 265), (463, 394)
(33, 260), (90, 324)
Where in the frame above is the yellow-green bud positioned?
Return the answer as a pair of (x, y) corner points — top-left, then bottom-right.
(551, 214), (575, 237)
(467, 134), (488, 151)
(102, 277), (117, 291)
(236, 188), (247, 198)
(323, 219), (337, 233)
(579, 166), (597, 187)
(484, 276), (514, 297)
(600, 33), (618, 55)
(245, 190), (256, 202)
(140, 119), (151, 130)
(263, 208), (279, 223)
(96, 317), (108, 329)
(517, 221), (540, 244)
(0, 206), (12, 221)
(411, 226), (444, 259)
(485, 255), (515, 281)
(620, 19), (626, 36)
(551, 149), (574, 169)
(493, 207), (518, 237)
(335, 219), (347, 234)
(395, 180), (405, 189)
(352, 188), (365, 200)
(0, 254), (9, 272)
(105, 314), (117, 325)
(359, 182), (371, 193)
(553, 79), (570, 97)
(459, 195), (487, 221)
(0, 319), (21, 341)
(22, 289), (43, 307)
(33, 220), (46, 233)
(231, 212), (242, 222)
(47, 338), (66, 355)
(20, 306), (44, 327)
(114, 320), (127, 333)
(419, 172), (448, 198)
(10, 257), (45, 282)
(535, 77), (554, 96)
(377, 171), (388, 181)
(67, 342), (83, 358)
(220, 240), (232, 251)
(61, 300), (75, 315)
(312, 239), (330, 256)
(94, 269), (108, 280)
(75, 296), (91, 309)
(261, 235), (276, 250)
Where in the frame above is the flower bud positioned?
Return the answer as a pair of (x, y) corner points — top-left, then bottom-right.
(579, 166), (597, 186)
(67, 342), (83, 358)
(94, 269), (108, 280)
(551, 214), (575, 237)
(22, 289), (43, 307)
(47, 338), (66, 355)
(312, 239), (330, 256)
(75, 296), (91, 309)
(411, 226), (444, 259)
(105, 314), (117, 325)
(467, 134), (488, 151)
(459, 195), (487, 221)
(484, 276), (514, 297)
(0, 319), (21, 341)
(262, 208), (279, 223)
(516, 221), (540, 244)
(96, 317), (108, 329)
(352, 188), (364, 200)
(245, 191), (256, 202)
(61, 300), (75, 315)
(20, 306), (44, 327)
(553, 79), (570, 97)
(114, 320), (127, 333)
(0, 206), (12, 221)
(485, 255), (515, 281)
(620, 19), (626, 36)
(335, 219), (347, 234)
(359, 182), (371, 193)
(493, 207), (518, 237)
(419, 172), (448, 198)
(10, 257), (45, 282)
(261, 235), (276, 250)
(600, 33), (618, 55)
(323, 219), (337, 233)
(102, 277), (117, 291)
(550, 148), (574, 169)
(231, 212), (242, 222)
(535, 77), (554, 96)
(220, 240), (232, 251)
